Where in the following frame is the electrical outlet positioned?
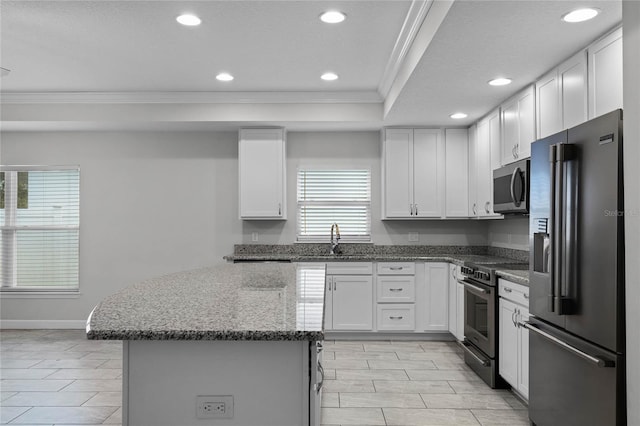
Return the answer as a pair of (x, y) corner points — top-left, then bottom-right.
(408, 232), (419, 242)
(196, 395), (234, 419)
(251, 232), (259, 242)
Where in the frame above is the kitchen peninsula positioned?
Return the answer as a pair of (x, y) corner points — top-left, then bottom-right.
(86, 263), (325, 426)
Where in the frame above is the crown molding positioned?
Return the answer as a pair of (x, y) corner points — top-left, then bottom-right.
(378, 0), (434, 99)
(0, 91), (382, 105)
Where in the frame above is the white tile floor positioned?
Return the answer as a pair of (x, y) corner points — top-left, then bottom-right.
(1, 331), (529, 425)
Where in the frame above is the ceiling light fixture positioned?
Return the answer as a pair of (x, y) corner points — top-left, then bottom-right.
(216, 72), (234, 82)
(488, 78), (512, 86)
(321, 72), (339, 81)
(562, 8), (600, 23)
(176, 14), (201, 26)
(320, 11), (346, 24)
(450, 113), (467, 119)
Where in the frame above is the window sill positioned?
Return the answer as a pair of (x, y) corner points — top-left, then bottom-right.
(0, 290), (81, 299)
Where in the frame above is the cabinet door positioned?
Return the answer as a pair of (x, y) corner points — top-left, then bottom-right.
(467, 124), (478, 216)
(413, 129), (441, 217)
(588, 27), (623, 119)
(560, 51), (588, 129)
(475, 118), (492, 217)
(424, 263), (448, 330)
(518, 306), (530, 400)
(239, 129), (285, 219)
(383, 129), (413, 218)
(501, 99), (519, 165)
(448, 265), (457, 335)
(456, 282), (465, 341)
(499, 298), (518, 388)
(332, 275), (373, 330)
(536, 69), (561, 139)
(444, 129), (469, 217)
(324, 276), (334, 330)
(517, 86), (535, 159)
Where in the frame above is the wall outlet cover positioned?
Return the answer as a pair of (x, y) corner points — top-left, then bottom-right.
(196, 395), (234, 419)
(408, 232), (419, 242)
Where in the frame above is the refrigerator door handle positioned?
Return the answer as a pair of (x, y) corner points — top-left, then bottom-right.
(556, 144), (577, 315)
(549, 145), (558, 313)
(523, 322), (614, 368)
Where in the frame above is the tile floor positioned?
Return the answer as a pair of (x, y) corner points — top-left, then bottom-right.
(1, 331), (529, 425)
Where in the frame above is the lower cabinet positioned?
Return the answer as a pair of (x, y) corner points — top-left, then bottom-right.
(498, 279), (530, 400)
(447, 264), (465, 341)
(324, 262), (373, 331)
(424, 262), (449, 331)
(377, 304), (416, 330)
(376, 262), (416, 331)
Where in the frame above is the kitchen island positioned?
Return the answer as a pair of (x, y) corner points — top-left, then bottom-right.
(86, 263), (325, 426)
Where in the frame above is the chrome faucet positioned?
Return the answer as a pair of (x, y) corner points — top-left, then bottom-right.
(330, 223), (341, 255)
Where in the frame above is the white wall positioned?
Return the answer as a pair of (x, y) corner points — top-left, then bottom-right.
(0, 131), (241, 325)
(241, 131), (489, 246)
(623, 2), (640, 423)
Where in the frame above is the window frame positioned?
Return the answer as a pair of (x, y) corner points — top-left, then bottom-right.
(296, 167), (372, 243)
(0, 165), (80, 293)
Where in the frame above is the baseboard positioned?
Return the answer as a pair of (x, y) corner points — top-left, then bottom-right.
(325, 331), (455, 341)
(0, 319), (86, 330)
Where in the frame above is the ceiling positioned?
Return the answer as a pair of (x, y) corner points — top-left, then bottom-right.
(0, 0), (623, 131)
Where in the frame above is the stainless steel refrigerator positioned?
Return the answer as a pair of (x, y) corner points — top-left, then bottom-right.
(528, 109), (625, 426)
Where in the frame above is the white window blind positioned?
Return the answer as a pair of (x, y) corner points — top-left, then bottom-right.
(296, 266), (325, 330)
(297, 169), (371, 242)
(0, 166), (80, 290)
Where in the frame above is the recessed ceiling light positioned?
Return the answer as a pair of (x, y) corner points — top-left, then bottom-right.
(320, 11), (346, 24)
(321, 72), (339, 81)
(216, 72), (234, 82)
(488, 78), (512, 86)
(450, 113), (468, 119)
(562, 8), (600, 23)
(176, 14), (201, 26)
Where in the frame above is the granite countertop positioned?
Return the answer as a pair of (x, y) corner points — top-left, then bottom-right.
(496, 269), (530, 286)
(86, 263), (325, 341)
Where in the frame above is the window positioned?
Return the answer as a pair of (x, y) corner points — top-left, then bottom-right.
(0, 166), (80, 291)
(297, 169), (371, 242)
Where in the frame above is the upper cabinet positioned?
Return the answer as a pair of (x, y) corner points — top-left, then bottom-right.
(444, 129), (469, 218)
(500, 85), (536, 165)
(588, 27), (623, 120)
(470, 110), (502, 218)
(238, 128), (286, 220)
(382, 128), (441, 219)
(536, 51), (588, 139)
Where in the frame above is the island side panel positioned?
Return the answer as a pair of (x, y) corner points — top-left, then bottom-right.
(123, 340), (310, 426)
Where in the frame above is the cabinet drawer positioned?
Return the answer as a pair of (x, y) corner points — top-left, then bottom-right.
(377, 276), (415, 303)
(376, 304), (416, 330)
(376, 262), (415, 275)
(498, 278), (529, 307)
(326, 262), (373, 275)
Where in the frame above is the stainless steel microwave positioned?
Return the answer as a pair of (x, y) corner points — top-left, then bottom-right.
(493, 159), (529, 214)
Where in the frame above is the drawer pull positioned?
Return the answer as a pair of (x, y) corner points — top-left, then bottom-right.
(389, 316), (404, 320)
(503, 287), (512, 293)
(524, 293), (529, 299)
(389, 266), (403, 270)
(389, 288), (403, 292)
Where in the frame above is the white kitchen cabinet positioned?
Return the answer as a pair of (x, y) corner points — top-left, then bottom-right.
(382, 128), (441, 218)
(238, 128), (286, 219)
(588, 27), (623, 120)
(456, 280), (465, 341)
(325, 263), (373, 331)
(536, 51), (588, 139)
(501, 85), (535, 164)
(498, 279), (530, 400)
(377, 304), (416, 331)
(424, 262), (448, 331)
(447, 264), (465, 341)
(444, 129), (469, 217)
(376, 262), (416, 331)
(470, 110), (502, 217)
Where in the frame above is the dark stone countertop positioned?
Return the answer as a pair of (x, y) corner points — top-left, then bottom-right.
(86, 263), (325, 341)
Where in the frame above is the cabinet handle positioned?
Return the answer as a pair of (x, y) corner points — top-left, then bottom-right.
(524, 293), (529, 299)
(389, 266), (403, 271)
(389, 316), (404, 320)
(278, 203), (281, 216)
(503, 287), (512, 293)
(334, 281), (337, 291)
(415, 204), (418, 215)
(472, 203), (477, 215)
(485, 201), (490, 214)
(389, 288), (403, 292)
(410, 204), (414, 216)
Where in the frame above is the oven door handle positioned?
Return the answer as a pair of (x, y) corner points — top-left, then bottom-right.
(459, 341), (489, 366)
(459, 279), (489, 294)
